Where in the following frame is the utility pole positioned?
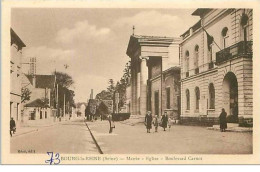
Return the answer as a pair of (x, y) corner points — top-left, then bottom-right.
(64, 92), (66, 118)
(56, 84), (59, 118)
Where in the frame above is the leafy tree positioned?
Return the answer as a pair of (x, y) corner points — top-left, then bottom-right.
(95, 61), (131, 112)
(21, 87), (31, 103)
(53, 71), (75, 116)
(96, 90), (113, 100)
(53, 71), (74, 88)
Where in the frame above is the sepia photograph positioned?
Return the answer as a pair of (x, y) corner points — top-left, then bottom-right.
(1, 0), (260, 165)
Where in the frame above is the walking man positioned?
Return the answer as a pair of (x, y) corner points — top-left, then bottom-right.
(108, 114), (115, 133)
(145, 111), (152, 133)
(10, 117), (16, 137)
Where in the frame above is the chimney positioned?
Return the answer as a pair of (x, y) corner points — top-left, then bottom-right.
(32, 75), (36, 87)
(90, 89), (93, 99)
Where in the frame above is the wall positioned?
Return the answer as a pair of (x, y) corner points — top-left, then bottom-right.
(10, 43), (22, 121)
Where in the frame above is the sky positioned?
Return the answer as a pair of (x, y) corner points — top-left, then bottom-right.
(11, 8), (199, 103)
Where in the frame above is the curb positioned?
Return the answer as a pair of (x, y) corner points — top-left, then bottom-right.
(84, 122), (103, 154)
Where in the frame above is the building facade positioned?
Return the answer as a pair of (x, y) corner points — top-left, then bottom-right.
(126, 35), (181, 119)
(180, 9), (253, 126)
(10, 28), (26, 122)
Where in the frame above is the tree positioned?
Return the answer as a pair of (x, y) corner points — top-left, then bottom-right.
(21, 87), (31, 103)
(107, 79), (115, 94)
(53, 71), (75, 116)
(95, 61), (131, 112)
(96, 90), (113, 100)
(53, 71), (74, 88)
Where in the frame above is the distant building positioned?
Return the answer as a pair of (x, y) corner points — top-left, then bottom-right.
(126, 35), (181, 118)
(180, 9), (253, 126)
(10, 28), (26, 122)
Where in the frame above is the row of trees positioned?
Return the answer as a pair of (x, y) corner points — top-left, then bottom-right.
(95, 61), (131, 112)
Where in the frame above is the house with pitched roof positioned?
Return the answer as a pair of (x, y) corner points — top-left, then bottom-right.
(21, 74), (57, 125)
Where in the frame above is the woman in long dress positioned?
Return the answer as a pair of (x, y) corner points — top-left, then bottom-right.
(161, 112), (168, 131)
(219, 108), (227, 132)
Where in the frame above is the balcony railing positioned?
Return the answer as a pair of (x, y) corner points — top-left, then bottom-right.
(216, 41), (253, 65)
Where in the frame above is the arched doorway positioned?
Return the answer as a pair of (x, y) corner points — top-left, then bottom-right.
(222, 72), (238, 121)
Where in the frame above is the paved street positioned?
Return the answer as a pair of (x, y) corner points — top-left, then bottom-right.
(87, 121), (252, 154)
(10, 119), (99, 154)
(10, 119), (252, 154)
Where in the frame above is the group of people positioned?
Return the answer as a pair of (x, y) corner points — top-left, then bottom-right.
(145, 111), (172, 133)
(145, 108), (229, 133)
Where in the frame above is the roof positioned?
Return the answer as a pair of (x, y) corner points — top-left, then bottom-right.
(26, 75), (56, 89)
(192, 8), (212, 17)
(11, 28), (26, 50)
(25, 99), (49, 108)
(126, 35), (178, 57)
(163, 66), (181, 74)
(180, 20), (202, 38)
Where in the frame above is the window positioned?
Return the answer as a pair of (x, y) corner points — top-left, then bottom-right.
(194, 45), (199, 74)
(166, 87), (171, 109)
(40, 111), (43, 119)
(45, 112), (47, 119)
(241, 13), (249, 41)
(185, 51), (190, 72)
(221, 27), (229, 48)
(30, 112), (35, 120)
(208, 45), (213, 62)
(154, 91), (159, 115)
(195, 87), (200, 110)
(10, 61), (14, 73)
(186, 89), (190, 110)
(209, 83), (215, 109)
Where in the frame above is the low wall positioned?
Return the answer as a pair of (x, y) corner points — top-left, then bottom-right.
(112, 113), (131, 121)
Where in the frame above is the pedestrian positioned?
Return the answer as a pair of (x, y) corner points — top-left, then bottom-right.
(145, 111), (152, 133)
(168, 117), (172, 131)
(161, 112), (168, 131)
(10, 117), (16, 137)
(219, 108), (227, 132)
(153, 115), (159, 132)
(108, 114), (115, 133)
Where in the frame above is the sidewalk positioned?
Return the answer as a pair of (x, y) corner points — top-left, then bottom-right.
(11, 118), (77, 137)
(87, 120), (252, 154)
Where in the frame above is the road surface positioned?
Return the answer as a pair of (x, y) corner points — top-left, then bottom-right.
(11, 119), (99, 154)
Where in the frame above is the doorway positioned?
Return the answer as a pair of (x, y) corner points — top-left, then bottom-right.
(223, 72), (238, 121)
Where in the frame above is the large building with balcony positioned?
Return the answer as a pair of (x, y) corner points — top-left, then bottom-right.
(180, 9), (253, 126)
(126, 35), (181, 119)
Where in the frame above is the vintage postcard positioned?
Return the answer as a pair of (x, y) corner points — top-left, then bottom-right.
(1, 0), (260, 165)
